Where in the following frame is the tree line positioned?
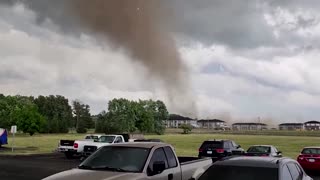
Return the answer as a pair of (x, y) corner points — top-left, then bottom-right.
(0, 94), (169, 135)
(0, 94), (93, 135)
(95, 98), (169, 135)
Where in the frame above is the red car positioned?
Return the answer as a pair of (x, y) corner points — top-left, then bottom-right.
(297, 146), (320, 171)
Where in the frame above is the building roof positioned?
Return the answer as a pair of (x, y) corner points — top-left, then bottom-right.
(232, 123), (267, 126)
(304, 121), (320, 124)
(168, 114), (194, 120)
(197, 119), (225, 123)
(279, 123), (303, 126)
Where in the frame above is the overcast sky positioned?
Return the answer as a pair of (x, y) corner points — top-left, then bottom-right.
(1, 0), (320, 123)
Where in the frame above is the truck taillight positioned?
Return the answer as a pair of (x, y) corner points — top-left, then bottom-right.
(216, 149), (224, 153)
(199, 149), (203, 152)
(74, 143), (78, 149)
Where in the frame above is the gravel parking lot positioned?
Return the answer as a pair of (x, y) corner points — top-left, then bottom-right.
(0, 153), (319, 180)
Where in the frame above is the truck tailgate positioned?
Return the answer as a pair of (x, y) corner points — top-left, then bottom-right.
(180, 158), (212, 180)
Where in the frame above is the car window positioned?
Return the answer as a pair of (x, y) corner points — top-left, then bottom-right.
(231, 141), (238, 147)
(201, 141), (223, 149)
(223, 142), (230, 148)
(148, 148), (168, 174)
(229, 142), (234, 148)
(294, 164), (304, 177)
(114, 137), (122, 143)
(98, 136), (116, 143)
(287, 163), (302, 180)
(247, 146), (271, 153)
(198, 165), (278, 180)
(79, 146), (150, 172)
(163, 146), (178, 168)
(282, 165), (293, 180)
(302, 148), (320, 154)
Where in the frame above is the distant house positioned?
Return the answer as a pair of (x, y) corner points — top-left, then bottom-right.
(197, 119), (227, 129)
(304, 121), (320, 131)
(278, 123), (304, 131)
(165, 114), (198, 128)
(232, 123), (267, 131)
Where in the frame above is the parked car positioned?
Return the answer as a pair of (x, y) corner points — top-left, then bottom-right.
(58, 134), (103, 158)
(297, 146), (320, 171)
(80, 135), (127, 158)
(192, 156), (312, 180)
(198, 139), (244, 160)
(44, 142), (213, 180)
(245, 145), (282, 157)
(0, 128), (8, 147)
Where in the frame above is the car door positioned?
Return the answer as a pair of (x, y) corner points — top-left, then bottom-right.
(223, 141), (231, 154)
(163, 146), (182, 180)
(114, 136), (122, 143)
(280, 164), (293, 180)
(146, 147), (173, 180)
(287, 163), (303, 180)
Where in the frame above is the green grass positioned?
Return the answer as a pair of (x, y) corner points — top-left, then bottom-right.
(2, 133), (320, 159)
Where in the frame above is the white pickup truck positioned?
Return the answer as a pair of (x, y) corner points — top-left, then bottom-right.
(79, 134), (127, 157)
(58, 134), (103, 158)
(44, 142), (213, 180)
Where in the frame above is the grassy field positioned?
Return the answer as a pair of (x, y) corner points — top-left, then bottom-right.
(1, 133), (320, 159)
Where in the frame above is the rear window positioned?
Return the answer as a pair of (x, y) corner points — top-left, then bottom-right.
(247, 146), (271, 153)
(302, 148), (320, 154)
(199, 165), (278, 180)
(201, 141), (223, 149)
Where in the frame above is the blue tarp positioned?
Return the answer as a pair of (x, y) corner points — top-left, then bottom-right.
(0, 128), (8, 145)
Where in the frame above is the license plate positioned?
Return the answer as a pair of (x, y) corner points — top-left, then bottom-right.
(309, 159), (315, 162)
(207, 151), (212, 154)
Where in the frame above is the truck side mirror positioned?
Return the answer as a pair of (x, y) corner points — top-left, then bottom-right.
(237, 145), (241, 148)
(277, 151), (282, 155)
(152, 161), (166, 175)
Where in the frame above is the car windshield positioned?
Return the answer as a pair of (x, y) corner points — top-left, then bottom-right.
(201, 141), (223, 149)
(79, 146), (150, 172)
(302, 148), (320, 154)
(247, 146), (271, 153)
(97, 136), (116, 143)
(85, 135), (99, 140)
(198, 165), (278, 180)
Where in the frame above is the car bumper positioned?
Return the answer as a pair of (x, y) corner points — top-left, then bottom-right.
(299, 161), (320, 171)
(58, 148), (77, 153)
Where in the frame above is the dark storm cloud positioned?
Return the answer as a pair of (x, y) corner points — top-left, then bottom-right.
(0, 0), (277, 49)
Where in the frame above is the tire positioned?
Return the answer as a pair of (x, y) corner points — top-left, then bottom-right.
(64, 152), (74, 159)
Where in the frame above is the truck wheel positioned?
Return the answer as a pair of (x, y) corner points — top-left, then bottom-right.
(64, 152), (74, 159)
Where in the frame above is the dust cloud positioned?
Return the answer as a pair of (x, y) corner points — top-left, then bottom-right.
(69, 0), (197, 116)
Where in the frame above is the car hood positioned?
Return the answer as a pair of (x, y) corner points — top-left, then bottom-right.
(43, 169), (143, 180)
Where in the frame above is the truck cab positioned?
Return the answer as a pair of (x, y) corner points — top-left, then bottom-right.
(81, 135), (126, 157)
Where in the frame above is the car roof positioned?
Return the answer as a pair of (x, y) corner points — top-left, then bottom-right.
(107, 142), (168, 148)
(204, 139), (230, 142)
(249, 145), (274, 147)
(214, 156), (292, 168)
(302, 146), (320, 149)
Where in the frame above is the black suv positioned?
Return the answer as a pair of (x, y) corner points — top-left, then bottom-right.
(198, 139), (244, 159)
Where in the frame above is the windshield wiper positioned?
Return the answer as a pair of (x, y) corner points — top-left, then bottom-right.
(78, 165), (93, 170)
